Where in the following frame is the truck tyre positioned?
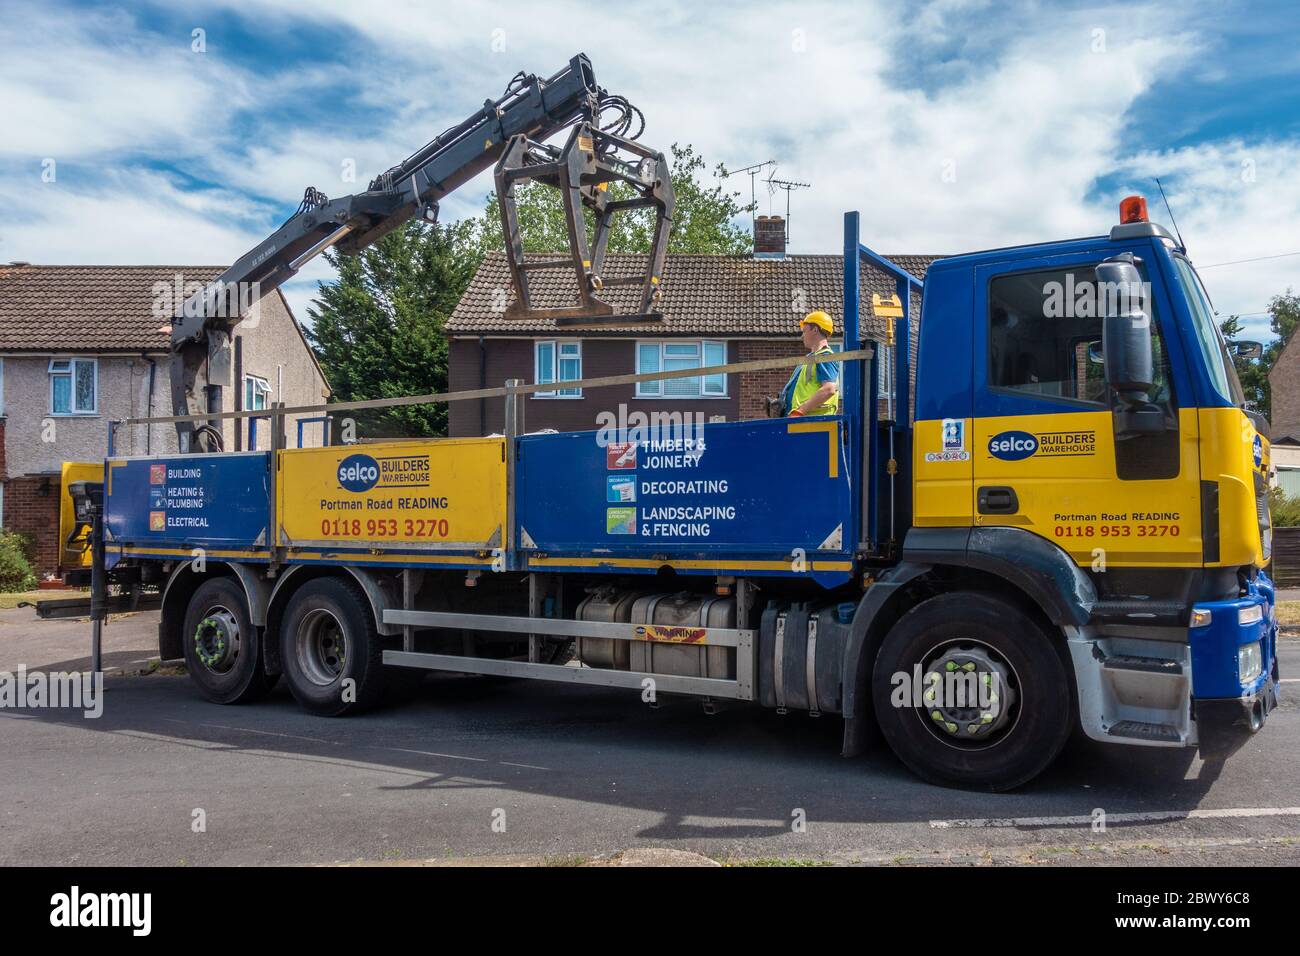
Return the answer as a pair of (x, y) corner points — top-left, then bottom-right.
(182, 577), (272, 704)
(280, 577), (385, 716)
(871, 591), (1072, 791)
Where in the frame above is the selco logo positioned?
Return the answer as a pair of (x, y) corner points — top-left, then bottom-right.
(988, 431), (1039, 461)
(1253, 434), (1264, 469)
(337, 454), (380, 492)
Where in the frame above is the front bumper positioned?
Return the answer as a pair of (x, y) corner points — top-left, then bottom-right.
(1189, 573), (1279, 755)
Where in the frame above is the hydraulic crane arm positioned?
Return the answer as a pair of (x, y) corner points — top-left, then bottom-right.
(168, 53), (671, 451)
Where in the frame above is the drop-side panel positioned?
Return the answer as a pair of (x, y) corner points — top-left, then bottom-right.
(515, 417), (853, 578)
(104, 452), (271, 552)
(277, 438), (506, 553)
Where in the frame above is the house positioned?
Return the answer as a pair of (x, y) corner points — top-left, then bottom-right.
(1267, 333), (1300, 493)
(0, 264), (330, 576)
(445, 217), (940, 438)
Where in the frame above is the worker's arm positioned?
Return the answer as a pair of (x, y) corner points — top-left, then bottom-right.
(792, 380), (838, 416)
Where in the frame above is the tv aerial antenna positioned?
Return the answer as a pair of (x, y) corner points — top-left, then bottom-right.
(724, 159), (776, 233)
(765, 176), (811, 243)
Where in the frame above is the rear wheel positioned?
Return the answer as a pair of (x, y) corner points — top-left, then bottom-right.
(871, 591), (1072, 791)
(182, 577), (271, 704)
(280, 577), (385, 716)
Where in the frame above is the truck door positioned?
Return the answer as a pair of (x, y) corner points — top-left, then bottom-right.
(971, 248), (1203, 570)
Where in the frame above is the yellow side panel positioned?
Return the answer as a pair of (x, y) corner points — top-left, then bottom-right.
(277, 438), (506, 552)
(59, 461), (103, 569)
(970, 408), (1204, 568)
(1198, 406), (1265, 568)
(913, 417), (974, 526)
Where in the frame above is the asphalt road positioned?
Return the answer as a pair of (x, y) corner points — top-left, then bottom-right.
(0, 608), (1297, 866)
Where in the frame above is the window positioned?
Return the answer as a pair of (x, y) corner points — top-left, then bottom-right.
(1172, 256), (1244, 406)
(636, 340), (727, 398)
(535, 340), (582, 397)
(244, 375), (271, 411)
(49, 358), (97, 415)
(987, 266), (1171, 406)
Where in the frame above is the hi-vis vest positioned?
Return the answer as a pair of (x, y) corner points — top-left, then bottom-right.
(785, 345), (840, 416)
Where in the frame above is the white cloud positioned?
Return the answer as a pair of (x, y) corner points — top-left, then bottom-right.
(0, 168), (269, 264)
(0, 4), (253, 160)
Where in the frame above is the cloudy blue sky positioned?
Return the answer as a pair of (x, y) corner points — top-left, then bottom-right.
(2, 0), (1297, 339)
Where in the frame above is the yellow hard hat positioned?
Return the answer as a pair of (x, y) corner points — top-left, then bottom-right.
(800, 311), (833, 335)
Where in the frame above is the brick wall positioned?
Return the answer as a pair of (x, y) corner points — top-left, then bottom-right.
(737, 340), (805, 420)
(2, 473), (62, 577)
(448, 337), (740, 437)
(0, 417), (6, 478)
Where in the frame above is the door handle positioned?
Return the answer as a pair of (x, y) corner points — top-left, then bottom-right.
(977, 485), (1019, 515)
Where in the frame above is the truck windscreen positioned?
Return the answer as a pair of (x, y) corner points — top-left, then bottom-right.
(1172, 255), (1246, 407)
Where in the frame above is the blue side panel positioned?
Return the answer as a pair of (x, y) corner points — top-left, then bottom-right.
(105, 453), (271, 550)
(516, 417), (852, 564)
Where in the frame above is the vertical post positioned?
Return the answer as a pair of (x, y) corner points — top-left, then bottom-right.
(88, 484), (106, 677)
(503, 379), (521, 572)
(892, 276), (913, 549)
(845, 212), (877, 552)
(842, 213), (862, 413)
(269, 402), (284, 571)
(895, 277), (912, 433)
(528, 572), (542, 663)
(402, 569), (415, 653)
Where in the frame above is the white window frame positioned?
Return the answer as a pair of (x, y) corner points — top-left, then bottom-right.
(635, 339), (728, 399)
(0, 357), (5, 417)
(244, 374), (271, 411)
(534, 340), (582, 398)
(48, 357), (98, 416)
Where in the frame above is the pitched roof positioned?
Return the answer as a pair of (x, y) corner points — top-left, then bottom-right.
(0, 264), (226, 351)
(446, 251), (943, 336)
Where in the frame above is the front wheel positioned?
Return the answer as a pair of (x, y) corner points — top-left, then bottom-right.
(279, 577), (386, 716)
(871, 591), (1073, 791)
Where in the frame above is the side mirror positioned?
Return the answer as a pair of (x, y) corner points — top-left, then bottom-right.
(1233, 340), (1264, 360)
(1096, 254), (1162, 434)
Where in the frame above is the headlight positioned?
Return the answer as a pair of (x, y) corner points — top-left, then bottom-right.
(1238, 641), (1263, 683)
(1238, 605), (1264, 626)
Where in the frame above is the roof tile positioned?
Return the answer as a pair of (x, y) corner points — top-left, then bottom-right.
(446, 251), (943, 337)
(0, 264), (226, 351)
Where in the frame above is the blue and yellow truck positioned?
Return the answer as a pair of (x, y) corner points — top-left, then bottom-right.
(58, 196), (1279, 791)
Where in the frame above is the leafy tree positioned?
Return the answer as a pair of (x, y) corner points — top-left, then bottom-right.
(1221, 288), (1300, 420)
(475, 143), (752, 255)
(306, 219), (481, 437)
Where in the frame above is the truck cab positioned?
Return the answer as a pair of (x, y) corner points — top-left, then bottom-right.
(908, 196), (1278, 755)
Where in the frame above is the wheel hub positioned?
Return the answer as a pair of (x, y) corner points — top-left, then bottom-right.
(194, 608), (240, 674)
(921, 643), (1018, 744)
(296, 608), (348, 687)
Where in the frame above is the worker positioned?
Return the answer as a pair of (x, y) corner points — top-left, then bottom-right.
(782, 311), (840, 417)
